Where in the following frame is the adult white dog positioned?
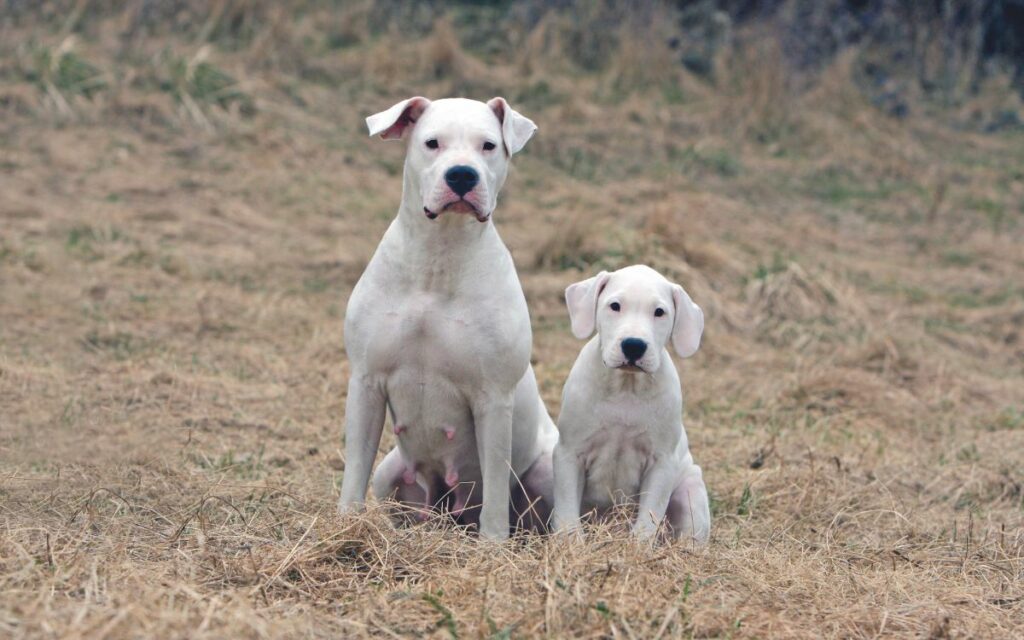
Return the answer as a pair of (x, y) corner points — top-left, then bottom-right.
(552, 265), (711, 542)
(337, 97), (557, 540)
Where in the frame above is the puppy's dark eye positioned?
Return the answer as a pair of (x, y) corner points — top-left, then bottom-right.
(610, 302), (621, 312)
(425, 139), (439, 149)
(483, 141), (496, 151)
(654, 308), (666, 317)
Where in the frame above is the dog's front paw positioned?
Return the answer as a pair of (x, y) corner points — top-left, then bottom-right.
(552, 513), (581, 533)
(337, 497), (365, 515)
(478, 503), (511, 540)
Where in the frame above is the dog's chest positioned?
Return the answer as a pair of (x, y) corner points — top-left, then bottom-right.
(360, 290), (503, 375)
(350, 283), (527, 459)
(580, 420), (655, 507)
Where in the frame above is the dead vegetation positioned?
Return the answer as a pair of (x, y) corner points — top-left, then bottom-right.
(1, 1), (1023, 638)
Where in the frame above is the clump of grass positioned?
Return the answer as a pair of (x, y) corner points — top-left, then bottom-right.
(669, 144), (742, 178)
(516, 79), (562, 110)
(65, 224), (128, 262)
(967, 197), (1008, 234)
(806, 166), (907, 205)
(18, 37), (106, 115)
(604, 18), (680, 99)
(716, 37), (798, 144)
(736, 483), (756, 516)
(0, 239), (13, 264)
(162, 48), (255, 124)
(80, 329), (142, 360)
(422, 17), (463, 80)
(188, 447), (267, 480)
(641, 206), (733, 273)
(546, 146), (600, 181)
(746, 262), (864, 346)
(24, 40), (105, 97)
(532, 213), (608, 271)
(986, 408), (1024, 431)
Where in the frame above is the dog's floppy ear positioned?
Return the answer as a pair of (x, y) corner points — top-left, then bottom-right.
(487, 97), (537, 155)
(565, 271), (610, 339)
(366, 97), (431, 140)
(670, 284), (704, 358)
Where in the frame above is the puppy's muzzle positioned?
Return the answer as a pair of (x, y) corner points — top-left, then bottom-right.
(620, 338), (648, 368)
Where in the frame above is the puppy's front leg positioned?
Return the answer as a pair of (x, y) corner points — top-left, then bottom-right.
(473, 394), (514, 540)
(337, 373), (387, 513)
(551, 443), (584, 533)
(632, 459), (679, 540)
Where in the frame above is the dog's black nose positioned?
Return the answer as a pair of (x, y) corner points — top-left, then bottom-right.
(445, 165), (479, 196)
(621, 338), (647, 363)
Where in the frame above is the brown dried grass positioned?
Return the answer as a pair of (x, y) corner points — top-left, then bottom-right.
(2, 3), (1023, 638)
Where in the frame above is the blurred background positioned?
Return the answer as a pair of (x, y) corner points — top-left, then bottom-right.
(1, 1), (1023, 637)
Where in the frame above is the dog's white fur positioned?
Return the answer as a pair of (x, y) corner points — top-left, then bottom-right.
(553, 265), (711, 542)
(337, 97), (557, 540)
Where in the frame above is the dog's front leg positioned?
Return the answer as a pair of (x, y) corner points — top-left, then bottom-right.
(632, 459), (679, 540)
(337, 373), (387, 513)
(551, 443), (584, 533)
(472, 393), (514, 540)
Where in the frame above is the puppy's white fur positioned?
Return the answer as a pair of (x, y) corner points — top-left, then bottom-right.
(553, 265), (711, 542)
(338, 97), (556, 540)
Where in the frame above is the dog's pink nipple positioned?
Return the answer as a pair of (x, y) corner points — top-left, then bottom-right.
(452, 494), (467, 516)
(445, 467), (459, 488)
(443, 426), (456, 441)
(452, 483), (473, 516)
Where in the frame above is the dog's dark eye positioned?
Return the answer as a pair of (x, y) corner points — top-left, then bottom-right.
(483, 141), (496, 151)
(654, 308), (665, 317)
(610, 302), (621, 312)
(425, 139), (439, 149)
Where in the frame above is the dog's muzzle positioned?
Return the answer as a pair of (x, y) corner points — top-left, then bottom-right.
(423, 200), (489, 223)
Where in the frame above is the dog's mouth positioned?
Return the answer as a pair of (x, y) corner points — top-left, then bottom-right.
(423, 199), (489, 223)
(615, 364), (645, 374)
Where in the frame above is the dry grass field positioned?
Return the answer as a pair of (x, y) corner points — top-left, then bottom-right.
(1, 2), (1023, 638)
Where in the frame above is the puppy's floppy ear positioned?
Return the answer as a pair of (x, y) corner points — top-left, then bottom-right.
(565, 271), (610, 339)
(670, 284), (704, 358)
(366, 97), (431, 140)
(487, 97), (537, 155)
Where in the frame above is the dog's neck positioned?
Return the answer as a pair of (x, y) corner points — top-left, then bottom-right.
(382, 170), (502, 293)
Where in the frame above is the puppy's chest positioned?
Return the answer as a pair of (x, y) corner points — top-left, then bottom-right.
(580, 420), (656, 505)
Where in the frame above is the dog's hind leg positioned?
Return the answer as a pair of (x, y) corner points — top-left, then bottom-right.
(666, 465), (711, 544)
(513, 450), (554, 532)
(372, 447), (429, 522)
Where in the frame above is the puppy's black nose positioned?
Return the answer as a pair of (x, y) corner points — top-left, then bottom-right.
(621, 338), (647, 363)
(445, 165), (479, 196)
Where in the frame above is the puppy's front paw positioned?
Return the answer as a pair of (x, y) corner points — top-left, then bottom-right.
(479, 525), (510, 541)
(479, 514), (510, 541)
(631, 520), (661, 543)
(552, 520), (584, 542)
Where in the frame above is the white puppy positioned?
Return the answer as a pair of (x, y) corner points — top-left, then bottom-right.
(552, 265), (711, 542)
(337, 97), (557, 540)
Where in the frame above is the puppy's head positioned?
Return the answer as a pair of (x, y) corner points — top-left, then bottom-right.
(565, 265), (704, 374)
(366, 97), (536, 223)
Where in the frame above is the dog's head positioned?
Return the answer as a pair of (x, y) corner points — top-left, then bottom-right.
(366, 97), (536, 223)
(565, 265), (704, 374)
